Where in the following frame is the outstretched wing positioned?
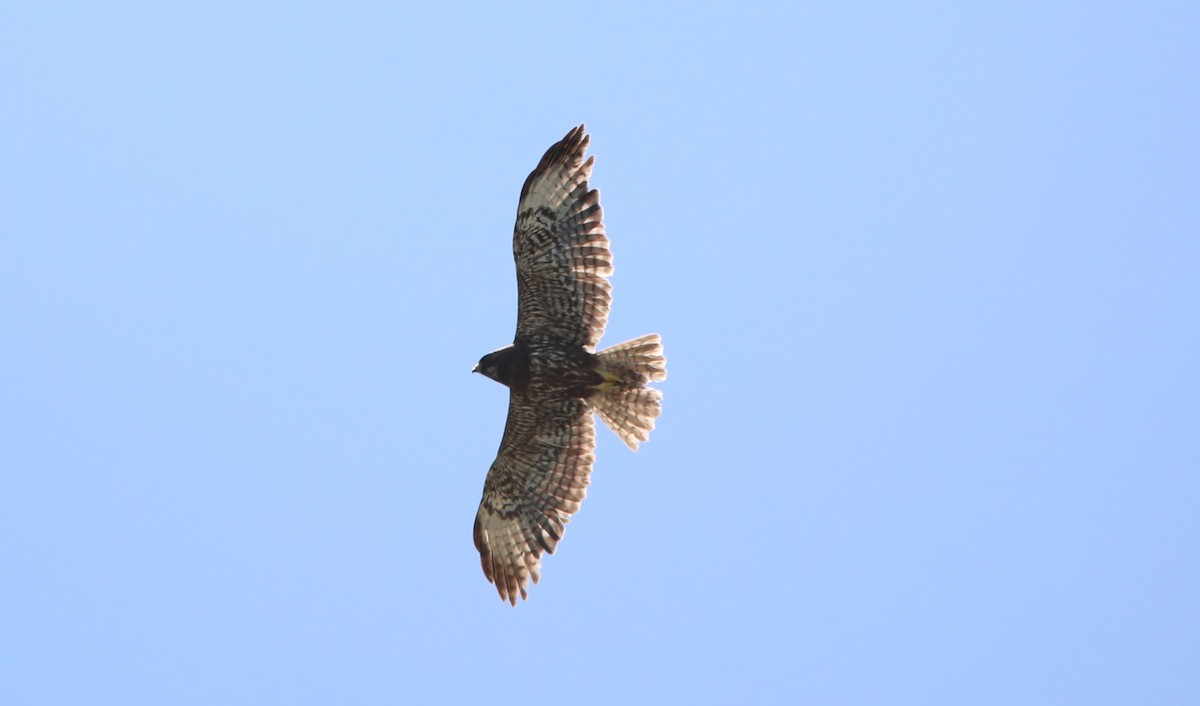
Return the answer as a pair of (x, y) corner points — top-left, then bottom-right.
(473, 391), (595, 605)
(512, 124), (613, 350)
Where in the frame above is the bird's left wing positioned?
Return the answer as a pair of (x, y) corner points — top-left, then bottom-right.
(512, 125), (613, 349)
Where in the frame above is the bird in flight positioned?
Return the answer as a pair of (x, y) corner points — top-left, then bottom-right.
(472, 125), (666, 605)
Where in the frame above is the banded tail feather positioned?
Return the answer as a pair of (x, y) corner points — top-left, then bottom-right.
(593, 334), (667, 450)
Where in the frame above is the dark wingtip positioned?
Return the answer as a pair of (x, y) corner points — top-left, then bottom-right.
(552, 124), (589, 163)
(518, 125), (593, 203)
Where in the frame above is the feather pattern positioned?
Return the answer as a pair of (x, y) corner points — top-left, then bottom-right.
(512, 125), (612, 350)
(474, 393), (594, 605)
(472, 126), (664, 605)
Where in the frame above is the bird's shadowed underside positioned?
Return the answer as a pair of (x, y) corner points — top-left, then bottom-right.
(472, 125), (666, 605)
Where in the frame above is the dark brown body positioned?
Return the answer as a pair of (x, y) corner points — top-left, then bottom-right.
(475, 341), (604, 398)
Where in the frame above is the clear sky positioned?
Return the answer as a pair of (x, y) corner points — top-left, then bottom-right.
(2, 2), (1197, 704)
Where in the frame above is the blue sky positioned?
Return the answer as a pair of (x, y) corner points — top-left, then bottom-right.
(2, 2), (1197, 704)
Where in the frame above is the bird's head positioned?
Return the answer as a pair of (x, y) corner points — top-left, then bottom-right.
(473, 349), (505, 384)
(473, 344), (523, 387)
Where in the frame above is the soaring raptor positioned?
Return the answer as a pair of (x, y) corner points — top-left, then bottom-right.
(472, 125), (666, 605)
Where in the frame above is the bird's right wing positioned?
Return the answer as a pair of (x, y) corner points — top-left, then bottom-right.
(473, 390), (596, 605)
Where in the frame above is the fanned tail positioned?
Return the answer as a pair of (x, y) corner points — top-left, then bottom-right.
(593, 334), (667, 450)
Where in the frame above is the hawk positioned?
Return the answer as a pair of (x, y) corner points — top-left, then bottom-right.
(472, 125), (666, 605)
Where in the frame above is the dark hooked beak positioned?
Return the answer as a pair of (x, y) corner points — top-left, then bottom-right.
(471, 363), (480, 374)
